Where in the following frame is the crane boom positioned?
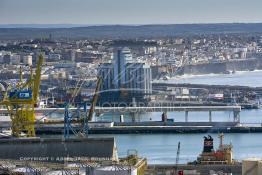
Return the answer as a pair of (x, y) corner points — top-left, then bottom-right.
(174, 141), (181, 175)
(33, 55), (44, 103)
(176, 142), (181, 165)
(87, 77), (102, 121)
(0, 55), (44, 137)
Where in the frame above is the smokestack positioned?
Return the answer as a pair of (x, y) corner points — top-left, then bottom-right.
(203, 135), (214, 153)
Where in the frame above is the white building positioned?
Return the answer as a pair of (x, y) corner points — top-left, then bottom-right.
(144, 46), (157, 55)
(126, 63), (152, 94)
(23, 55), (33, 66)
(98, 47), (152, 95)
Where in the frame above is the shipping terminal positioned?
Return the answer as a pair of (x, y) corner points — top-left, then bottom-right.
(0, 55), (258, 174)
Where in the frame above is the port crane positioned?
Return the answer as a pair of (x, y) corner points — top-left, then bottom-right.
(176, 142), (181, 166)
(0, 55), (44, 137)
(172, 142), (181, 175)
(87, 76), (102, 121)
(64, 76), (102, 138)
(0, 52), (101, 138)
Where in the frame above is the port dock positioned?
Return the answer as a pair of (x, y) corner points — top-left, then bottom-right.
(0, 105), (242, 123)
(32, 121), (262, 135)
(1, 105), (258, 134)
(2, 105), (261, 134)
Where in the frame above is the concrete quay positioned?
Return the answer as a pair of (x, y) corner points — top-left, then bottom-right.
(33, 122), (262, 135)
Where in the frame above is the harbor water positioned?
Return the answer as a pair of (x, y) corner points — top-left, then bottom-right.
(155, 70), (262, 87)
(98, 71), (262, 164)
(48, 71), (262, 164)
(92, 133), (262, 164)
(93, 111), (262, 164)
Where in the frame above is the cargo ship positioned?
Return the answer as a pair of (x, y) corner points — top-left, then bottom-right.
(190, 134), (236, 165)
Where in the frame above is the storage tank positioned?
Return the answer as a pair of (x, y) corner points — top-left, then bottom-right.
(93, 165), (137, 175)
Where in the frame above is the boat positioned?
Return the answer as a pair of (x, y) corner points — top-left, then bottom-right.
(189, 134), (236, 165)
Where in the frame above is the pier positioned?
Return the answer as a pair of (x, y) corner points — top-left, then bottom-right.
(33, 122), (262, 135)
(0, 105), (242, 123)
(0, 106), (246, 134)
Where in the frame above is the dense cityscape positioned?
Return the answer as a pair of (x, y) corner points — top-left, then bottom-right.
(1, 0), (262, 174)
(1, 33), (262, 108)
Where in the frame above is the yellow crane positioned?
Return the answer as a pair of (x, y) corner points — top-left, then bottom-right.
(0, 55), (44, 137)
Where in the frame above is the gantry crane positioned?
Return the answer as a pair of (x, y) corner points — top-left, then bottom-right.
(0, 55), (44, 137)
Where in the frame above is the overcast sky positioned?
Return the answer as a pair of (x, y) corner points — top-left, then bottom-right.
(1, 0), (262, 24)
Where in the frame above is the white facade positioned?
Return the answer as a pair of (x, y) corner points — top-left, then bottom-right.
(98, 48), (152, 94)
(23, 55), (33, 66)
(144, 46), (157, 55)
(125, 63), (152, 94)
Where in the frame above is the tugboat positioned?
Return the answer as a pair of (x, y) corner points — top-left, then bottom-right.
(190, 134), (235, 165)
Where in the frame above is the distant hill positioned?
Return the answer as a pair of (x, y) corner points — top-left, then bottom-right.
(1, 23), (262, 40)
(0, 24), (92, 28)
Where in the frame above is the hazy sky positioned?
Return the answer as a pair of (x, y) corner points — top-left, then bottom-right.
(1, 0), (262, 24)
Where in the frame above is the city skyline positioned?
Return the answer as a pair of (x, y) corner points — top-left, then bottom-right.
(1, 0), (262, 25)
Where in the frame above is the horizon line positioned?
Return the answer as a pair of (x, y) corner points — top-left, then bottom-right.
(0, 22), (262, 28)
